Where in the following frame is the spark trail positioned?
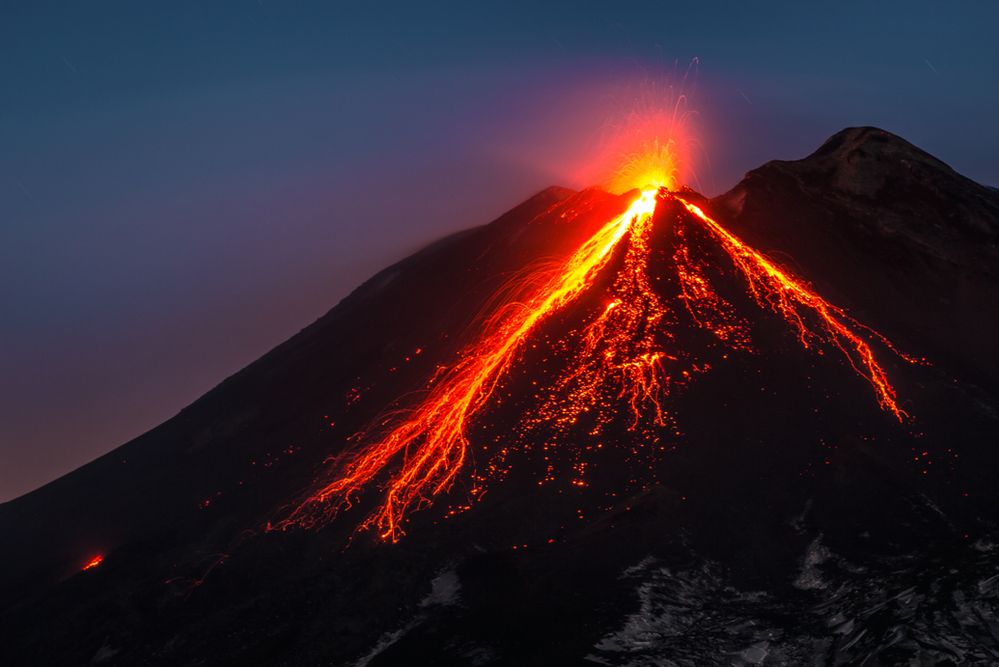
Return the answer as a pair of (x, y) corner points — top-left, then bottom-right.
(286, 188), (913, 541)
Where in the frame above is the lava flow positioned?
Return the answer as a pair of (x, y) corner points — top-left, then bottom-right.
(680, 200), (912, 420)
(284, 183), (915, 541)
(82, 555), (103, 571)
(282, 190), (660, 540)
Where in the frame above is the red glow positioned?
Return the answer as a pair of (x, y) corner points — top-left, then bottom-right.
(82, 555), (103, 571)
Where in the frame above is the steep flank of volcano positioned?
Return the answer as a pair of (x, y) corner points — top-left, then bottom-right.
(712, 126), (999, 387)
(0, 184), (628, 597)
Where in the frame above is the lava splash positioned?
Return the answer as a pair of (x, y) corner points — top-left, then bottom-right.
(283, 187), (915, 541)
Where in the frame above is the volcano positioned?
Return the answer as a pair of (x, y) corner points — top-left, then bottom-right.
(2, 127), (999, 665)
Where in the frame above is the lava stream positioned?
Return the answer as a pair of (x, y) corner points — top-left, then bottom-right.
(679, 200), (910, 420)
(82, 555), (103, 571)
(284, 190), (660, 540)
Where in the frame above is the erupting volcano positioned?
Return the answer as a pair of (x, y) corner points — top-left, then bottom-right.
(3, 126), (998, 666)
(284, 172), (916, 541)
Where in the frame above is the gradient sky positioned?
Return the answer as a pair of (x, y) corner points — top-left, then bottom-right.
(2, 1), (997, 502)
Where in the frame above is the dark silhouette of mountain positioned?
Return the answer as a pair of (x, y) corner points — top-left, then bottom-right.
(714, 127), (999, 389)
(2, 128), (998, 666)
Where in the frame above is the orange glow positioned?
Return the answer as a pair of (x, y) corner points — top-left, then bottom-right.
(284, 169), (915, 540)
(82, 555), (103, 571)
(585, 75), (700, 194)
(609, 135), (682, 192)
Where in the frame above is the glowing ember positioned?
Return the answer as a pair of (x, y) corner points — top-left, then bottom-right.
(82, 555), (103, 571)
(284, 181), (915, 541)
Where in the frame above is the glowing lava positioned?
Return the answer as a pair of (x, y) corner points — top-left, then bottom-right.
(285, 183), (914, 541)
(283, 190), (660, 540)
(528, 191), (673, 436)
(82, 555), (103, 571)
(679, 200), (912, 420)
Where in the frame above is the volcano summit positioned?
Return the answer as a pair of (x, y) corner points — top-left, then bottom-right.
(2, 128), (998, 665)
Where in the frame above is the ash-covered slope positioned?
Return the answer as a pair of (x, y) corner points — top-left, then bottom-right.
(2, 129), (999, 666)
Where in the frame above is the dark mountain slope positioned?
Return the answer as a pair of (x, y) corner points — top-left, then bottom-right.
(712, 126), (999, 389)
(0, 184), (623, 597)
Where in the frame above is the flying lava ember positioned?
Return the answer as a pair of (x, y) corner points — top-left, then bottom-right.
(282, 143), (916, 542)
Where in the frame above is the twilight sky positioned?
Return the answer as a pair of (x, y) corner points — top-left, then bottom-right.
(2, 1), (997, 502)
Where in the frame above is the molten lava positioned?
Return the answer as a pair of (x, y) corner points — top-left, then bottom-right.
(283, 191), (659, 540)
(679, 200), (911, 420)
(82, 555), (103, 571)
(286, 183), (915, 541)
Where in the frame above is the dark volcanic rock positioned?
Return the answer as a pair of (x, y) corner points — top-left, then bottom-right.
(712, 126), (999, 389)
(1, 129), (998, 666)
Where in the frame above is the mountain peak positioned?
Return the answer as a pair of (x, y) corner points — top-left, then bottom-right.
(738, 126), (995, 206)
(710, 126), (999, 389)
(812, 126), (943, 162)
(802, 126), (963, 197)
